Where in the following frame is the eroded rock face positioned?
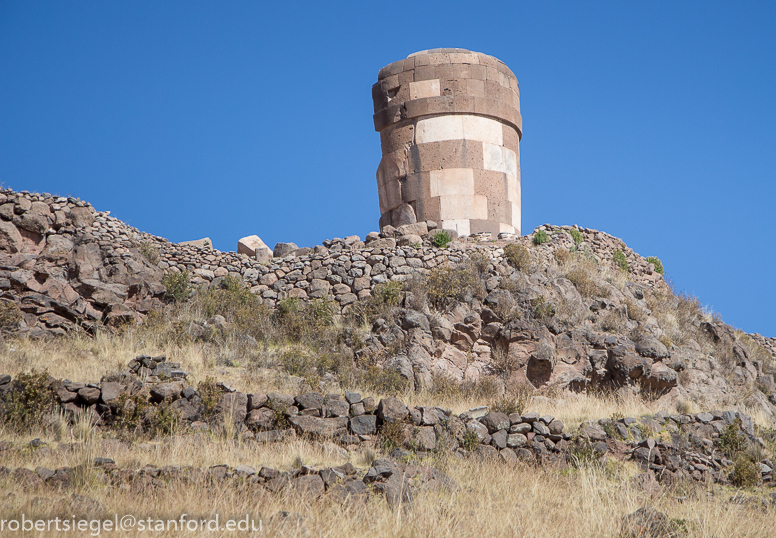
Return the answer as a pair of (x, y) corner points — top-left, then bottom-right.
(0, 189), (166, 337)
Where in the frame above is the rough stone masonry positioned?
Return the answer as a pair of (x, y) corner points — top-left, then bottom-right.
(372, 48), (522, 237)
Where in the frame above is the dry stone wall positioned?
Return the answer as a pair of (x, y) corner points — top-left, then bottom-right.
(1, 360), (772, 497)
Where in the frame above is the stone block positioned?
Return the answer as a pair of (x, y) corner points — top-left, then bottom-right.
(237, 235), (272, 261)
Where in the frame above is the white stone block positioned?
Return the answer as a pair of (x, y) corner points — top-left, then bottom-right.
(483, 143), (505, 173)
(409, 79), (440, 100)
(507, 174), (520, 202)
(415, 116), (464, 143)
(441, 218), (470, 237)
(511, 203), (521, 233)
(439, 194), (488, 220)
(504, 148), (518, 177)
(462, 115), (503, 145)
(430, 168), (474, 197)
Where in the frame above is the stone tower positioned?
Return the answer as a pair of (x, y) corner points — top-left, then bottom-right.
(372, 48), (522, 237)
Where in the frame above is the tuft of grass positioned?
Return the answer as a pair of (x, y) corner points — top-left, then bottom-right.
(533, 229), (549, 245)
(139, 241), (161, 265)
(503, 243), (531, 272)
(569, 229), (583, 245)
(613, 250), (628, 272)
(646, 256), (664, 275)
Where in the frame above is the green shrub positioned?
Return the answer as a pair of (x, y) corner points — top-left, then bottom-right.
(162, 270), (191, 303)
(646, 256), (664, 275)
(504, 243), (530, 271)
(613, 249), (628, 272)
(431, 230), (452, 248)
(718, 418), (747, 457)
(1, 370), (55, 432)
(729, 456), (760, 487)
(533, 229), (549, 245)
(569, 229), (583, 244)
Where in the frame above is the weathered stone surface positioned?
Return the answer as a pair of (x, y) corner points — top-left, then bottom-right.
(620, 506), (673, 538)
(480, 412), (510, 434)
(217, 392), (248, 424)
(273, 242), (299, 258)
(288, 416), (349, 437)
(377, 397), (409, 423)
(350, 415), (377, 435)
(179, 238), (212, 250)
(150, 383), (182, 403)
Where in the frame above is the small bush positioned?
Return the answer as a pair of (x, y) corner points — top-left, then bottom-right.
(533, 229), (549, 245)
(359, 366), (408, 395)
(197, 377), (222, 422)
(718, 418), (747, 457)
(613, 250), (628, 272)
(569, 229), (583, 244)
(504, 244), (530, 272)
(425, 265), (476, 307)
(373, 281), (403, 307)
(1, 369), (55, 432)
(597, 309), (627, 333)
(380, 420), (409, 451)
(566, 268), (609, 298)
(163, 270), (191, 303)
(646, 256), (664, 275)
(532, 296), (555, 320)
(729, 456), (760, 487)
(0, 300), (23, 330)
(431, 230), (452, 248)
(490, 385), (531, 416)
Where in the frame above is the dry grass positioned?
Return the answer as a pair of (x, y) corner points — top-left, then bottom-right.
(0, 428), (774, 537)
(2, 325), (776, 536)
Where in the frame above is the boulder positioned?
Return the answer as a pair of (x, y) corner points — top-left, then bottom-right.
(377, 397), (409, 423)
(635, 336), (670, 359)
(480, 412), (510, 434)
(273, 242), (299, 258)
(237, 235), (272, 262)
(350, 415), (377, 435)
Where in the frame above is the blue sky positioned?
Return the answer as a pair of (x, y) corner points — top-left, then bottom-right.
(1, 1), (775, 337)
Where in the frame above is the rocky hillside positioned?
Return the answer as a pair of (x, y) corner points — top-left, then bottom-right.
(0, 186), (774, 420)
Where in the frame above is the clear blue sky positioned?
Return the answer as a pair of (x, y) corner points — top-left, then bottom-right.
(1, 2), (775, 337)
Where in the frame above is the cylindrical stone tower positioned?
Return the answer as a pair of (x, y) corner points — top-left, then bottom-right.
(372, 48), (522, 237)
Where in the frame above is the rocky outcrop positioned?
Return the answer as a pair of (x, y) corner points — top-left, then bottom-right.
(0, 186), (773, 417)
